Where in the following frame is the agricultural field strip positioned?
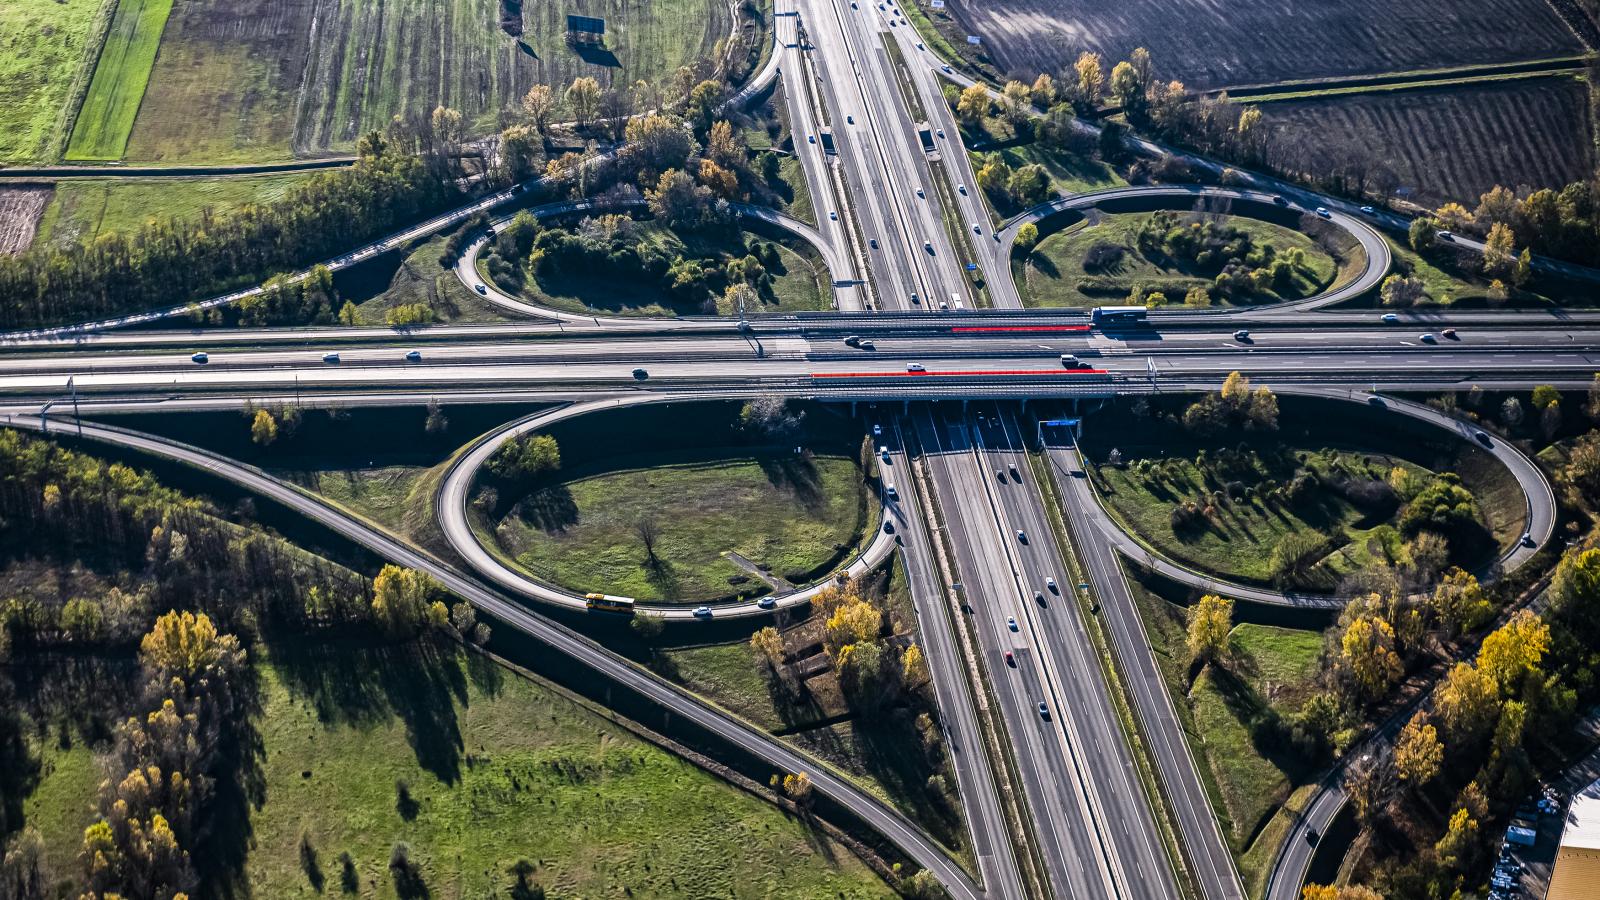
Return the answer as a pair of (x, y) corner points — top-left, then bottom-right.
(63, 0), (174, 162)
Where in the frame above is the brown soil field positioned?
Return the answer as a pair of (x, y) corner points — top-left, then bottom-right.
(0, 185), (53, 255)
(1260, 77), (1596, 207)
(935, 0), (1585, 90)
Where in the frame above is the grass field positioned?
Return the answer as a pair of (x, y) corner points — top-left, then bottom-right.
(1016, 213), (1337, 308)
(1091, 444), (1454, 589)
(968, 143), (1125, 223)
(507, 223), (827, 317)
(932, 0), (1581, 91)
(1260, 77), (1596, 207)
(1126, 571), (1325, 894)
(489, 450), (871, 602)
(32, 174), (310, 248)
(20, 640), (893, 898)
(120, 0), (731, 162)
(63, 0), (174, 161)
(340, 232), (511, 324)
(0, 0), (117, 164)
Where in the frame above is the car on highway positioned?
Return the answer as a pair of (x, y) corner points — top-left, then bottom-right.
(1037, 702), (1050, 719)
(1015, 529), (1027, 544)
(1004, 651), (1015, 667)
(323, 352), (340, 363)
(1060, 353), (1080, 367)
(1007, 616), (1018, 631)
(883, 520), (895, 534)
(474, 283), (488, 295)
(1009, 463), (1019, 479)
(1360, 205), (1375, 214)
(1382, 313), (1399, 323)
(845, 335), (861, 347)
(996, 467), (1007, 481)
(1475, 430), (1493, 447)
(923, 241), (934, 253)
(808, 134), (816, 144)
(830, 211), (838, 220)
(906, 362), (926, 372)
(869, 238), (878, 248)
(1438, 230), (1454, 241)
(1234, 329), (1250, 341)
(872, 423), (882, 436)
(757, 597), (777, 609)
(885, 484), (899, 498)
(917, 42), (924, 50)
(693, 606), (713, 619)
(972, 223), (982, 234)
(880, 446), (891, 461)
(956, 183), (966, 194)
(859, 339), (875, 350)
(846, 115), (854, 124)
(1315, 206), (1331, 218)
(191, 352), (209, 364)
(1273, 195), (1288, 205)
(1443, 327), (1458, 339)
(405, 350), (422, 362)
(1521, 532), (1536, 547)
(632, 367), (649, 379)
(1046, 577), (1057, 592)
(1034, 590), (1045, 605)
(915, 187), (924, 198)
(910, 292), (920, 304)
(936, 128), (944, 138)
(1420, 333), (1437, 344)
(942, 64), (952, 73)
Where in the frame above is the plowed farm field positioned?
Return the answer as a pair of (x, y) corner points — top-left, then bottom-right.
(0, 186), (52, 255)
(123, 0), (732, 163)
(933, 0), (1584, 89)
(1261, 77), (1595, 207)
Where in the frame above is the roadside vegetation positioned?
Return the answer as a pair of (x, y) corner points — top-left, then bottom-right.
(0, 430), (892, 898)
(32, 174), (312, 249)
(1015, 210), (1339, 308)
(1084, 378), (1501, 591)
(474, 399), (874, 602)
(650, 557), (970, 859)
(0, 0), (115, 164)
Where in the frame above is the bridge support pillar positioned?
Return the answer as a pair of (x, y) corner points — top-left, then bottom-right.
(903, 400), (910, 414)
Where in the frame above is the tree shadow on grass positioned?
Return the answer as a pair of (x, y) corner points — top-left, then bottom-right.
(757, 454), (824, 511)
(510, 483), (580, 533)
(848, 708), (963, 850)
(270, 636), (470, 784)
(1028, 252), (1061, 280)
(196, 662), (267, 900)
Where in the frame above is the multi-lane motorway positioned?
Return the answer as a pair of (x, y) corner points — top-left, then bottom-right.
(4, 1), (1597, 897)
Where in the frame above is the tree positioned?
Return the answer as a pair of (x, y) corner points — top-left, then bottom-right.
(623, 114), (697, 178)
(1477, 609), (1549, 694)
(825, 600), (882, 657)
(1408, 217), (1437, 252)
(338, 300), (359, 325)
(739, 395), (805, 438)
(487, 433), (561, 479)
(140, 609), (246, 687)
(706, 120), (743, 169)
(522, 84), (555, 133)
(1429, 568), (1492, 638)
(370, 565), (440, 636)
(1434, 661), (1499, 743)
(1073, 51), (1105, 108)
(251, 408), (279, 446)
(780, 771), (813, 806)
(1394, 713), (1443, 785)
(1434, 806), (1479, 874)
(902, 643), (929, 688)
(1342, 749), (1395, 827)
(1339, 609), (1402, 698)
(1184, 285), (1211, 308)
(1008, 163), (1049, 204)
(1002, 80), (1032, 124)
(751, 626), (784, 668)
(687, 79), (725, 127)
(1501, 396), (1524, 427)
(1109, 61), (1141, 109)
(1030, 73), (1057, 106)
(1482, 221), (1515, 276)
(566, 76), (601, 128)
(1532, 384), (1561, 410)
(0, 828), (49, 900)
(635, 517), (662, 568)
(1379, 274), (1424, 307)
(647, 167), (713, 229)
(424, 399), (448, 436)
(1302, 887), (1384, 900)
(631, 612), (665, 640)
(1186, 594), (1233, 664)
(1014, 222), (1039, 251)
(957, 84), (991, 124)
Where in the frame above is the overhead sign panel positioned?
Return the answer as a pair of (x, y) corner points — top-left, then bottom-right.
(567, 14), (605, 33)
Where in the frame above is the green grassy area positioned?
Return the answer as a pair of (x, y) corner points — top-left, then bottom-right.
(489, 450), (871, 602)
(1125, 571), (1326, 896)
(0, 0), (116, 163)
(20, 640), (893, 898)
(33, 174), (310, 247)
(282, 465), (432, 534)
(1017, 213), (1337, 308)
(969, 143), (1125, 222)
(122, 0), (731, 162)
(63, 0), (174, 161)
(345, 232), (511, 325)
(777, 155), (817, 225)
(22, 741), (101, 881)
(1091, 445), (1442, 589)
(506, 223), (827, 317)
(1376, 237), (1567, 308)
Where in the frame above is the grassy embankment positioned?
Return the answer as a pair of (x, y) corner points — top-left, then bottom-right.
(63, 0), (174, 161)
(1016, 213), (1337, 308)
(0, 0), (118, 164)
(490, 450), (872, 602)
(20, 639), (893, 898)
(500, 223), (828, 317)
(1124, 570), (1327, 898)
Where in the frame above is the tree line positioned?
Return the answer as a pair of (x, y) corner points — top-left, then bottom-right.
(0, 135), (455, 330)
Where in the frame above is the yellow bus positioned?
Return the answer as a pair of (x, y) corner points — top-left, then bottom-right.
(584, 593), (636, 614)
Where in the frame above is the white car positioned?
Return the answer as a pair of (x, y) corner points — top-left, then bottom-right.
(916, 187), (924, 198)
(1315, 207), (1331, 218)
(405, 350), (422, 362)
(1381, 313), (1399, 323)
(693, 606), (713, 619)
(906, 362), (926, 372)
(1360, 205), (1375, 214)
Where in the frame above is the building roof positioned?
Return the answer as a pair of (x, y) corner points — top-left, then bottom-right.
(1561, 777), (1600, 851)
